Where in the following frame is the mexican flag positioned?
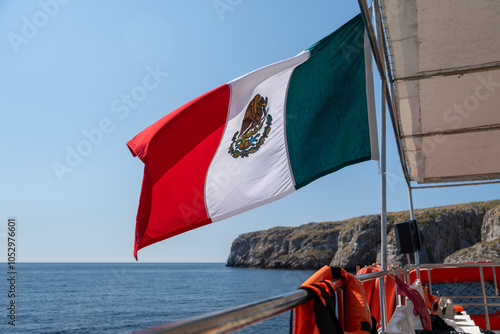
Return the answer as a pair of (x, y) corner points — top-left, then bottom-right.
(127, 14), (378, 259)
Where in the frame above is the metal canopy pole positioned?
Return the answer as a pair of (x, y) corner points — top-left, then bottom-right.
(374, 1), (388, 330)
(408, 187), (415, 221)
(408, 186), (421, 280)
(379, 73), (388, 330)
(376, 2), (387, 272)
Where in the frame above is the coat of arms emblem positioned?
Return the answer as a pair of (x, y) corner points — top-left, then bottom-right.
(228, 94), (272, 158)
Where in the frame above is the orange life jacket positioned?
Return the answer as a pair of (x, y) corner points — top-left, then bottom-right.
(293, 266), (375, 334)
(357, 264), (397, 326)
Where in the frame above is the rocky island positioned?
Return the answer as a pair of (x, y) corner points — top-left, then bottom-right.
(226, 200), (500, 270)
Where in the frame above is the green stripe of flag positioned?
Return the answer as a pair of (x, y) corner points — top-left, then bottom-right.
(286, 14), (372, 189)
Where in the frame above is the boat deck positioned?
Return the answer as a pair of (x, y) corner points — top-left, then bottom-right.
(454, 312), (500, 334)
(454, 312), (482, 334)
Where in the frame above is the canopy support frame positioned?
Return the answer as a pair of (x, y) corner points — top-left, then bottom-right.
(357, 0), (411, 189)
(411, 179), (500, 189)
(394, 61), (500, 82)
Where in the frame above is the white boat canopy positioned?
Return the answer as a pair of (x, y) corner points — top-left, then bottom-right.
(380, 0), (500, 184)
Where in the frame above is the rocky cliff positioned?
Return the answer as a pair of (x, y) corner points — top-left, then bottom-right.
(226, 200), (500, 270)
(445, 204), (500, 263)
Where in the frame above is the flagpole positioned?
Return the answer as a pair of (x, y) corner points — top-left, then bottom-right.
(358, 0), (389, 330)
(374, 1), (388, 329)
(379, 80), (388, 330)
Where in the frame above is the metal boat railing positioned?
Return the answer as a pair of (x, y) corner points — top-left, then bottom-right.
(407, 262), (500, 330)
(132, 270), (390, 334)
(131, 288), (313, 334)
(132, 263), (499, 334)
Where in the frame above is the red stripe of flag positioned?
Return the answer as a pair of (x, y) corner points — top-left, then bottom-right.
(127, 84), (231, 259)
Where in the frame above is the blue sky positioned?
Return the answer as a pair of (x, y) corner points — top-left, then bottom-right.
(1, 0), (498, 262)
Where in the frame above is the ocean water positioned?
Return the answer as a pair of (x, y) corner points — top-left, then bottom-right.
(1, 263), (315, 334)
